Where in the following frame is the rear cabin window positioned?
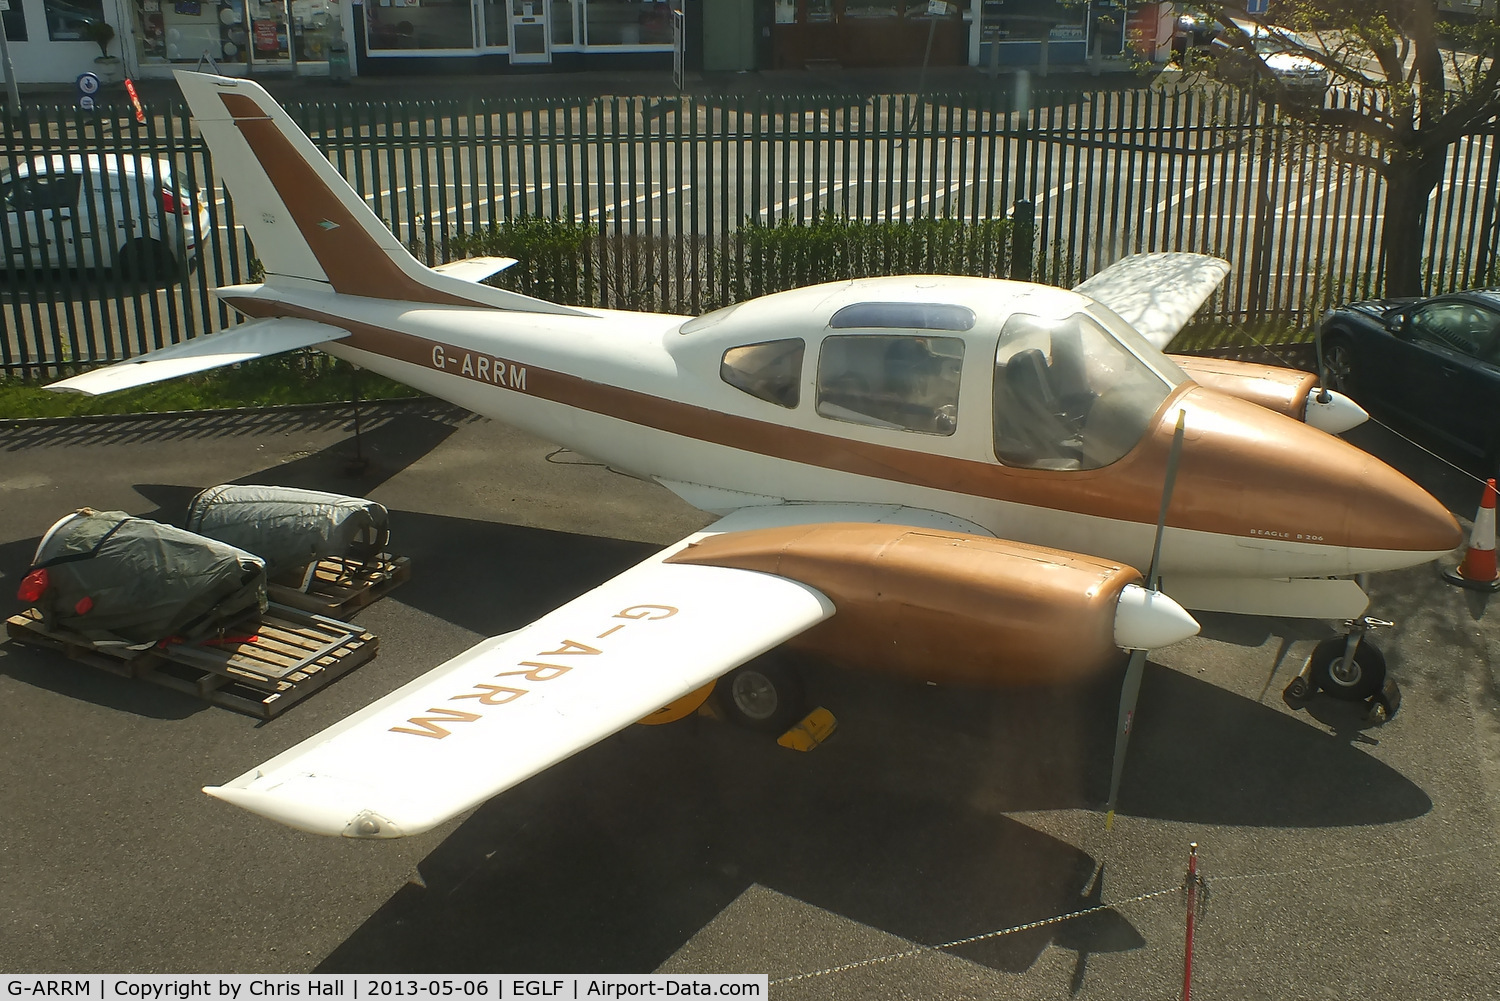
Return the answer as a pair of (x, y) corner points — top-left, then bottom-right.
(816, 334), (965, 435)
(721, 339), (805, 408)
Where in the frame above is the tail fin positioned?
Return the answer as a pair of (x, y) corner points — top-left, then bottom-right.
(175, 71), (580, 314)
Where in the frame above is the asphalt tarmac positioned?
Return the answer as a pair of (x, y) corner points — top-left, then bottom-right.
(2, 400), (1498, 998)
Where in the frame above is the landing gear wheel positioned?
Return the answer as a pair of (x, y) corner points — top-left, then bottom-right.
(716, 658), (805, 733)
(1309, 636), (1387, 702)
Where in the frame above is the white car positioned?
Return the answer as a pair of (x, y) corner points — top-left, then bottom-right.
(1, 154), (210, 280)
(1213, 19), (1330, 97)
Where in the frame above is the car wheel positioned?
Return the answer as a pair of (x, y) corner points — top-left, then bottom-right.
(116, 239), (175, 282)
(1309, 636), (1387, 702)
(1320, 332), (1356, 395)
(714, 656), (805, 733)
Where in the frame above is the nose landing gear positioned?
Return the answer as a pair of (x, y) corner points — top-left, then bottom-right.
(1284, 616), (1401, 723)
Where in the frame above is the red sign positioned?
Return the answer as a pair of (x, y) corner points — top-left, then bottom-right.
(253, 20), (280, 52)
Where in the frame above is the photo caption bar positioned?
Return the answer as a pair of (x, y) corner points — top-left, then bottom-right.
(3, 976), (767, 1001)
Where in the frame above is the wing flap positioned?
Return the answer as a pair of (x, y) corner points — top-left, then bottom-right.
(204, 545), (834, 838)
(1073, 253), (1230, 349)
(46, 318), (350, 396)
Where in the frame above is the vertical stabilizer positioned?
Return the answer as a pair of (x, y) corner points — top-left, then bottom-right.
(174, 71), (580, 314)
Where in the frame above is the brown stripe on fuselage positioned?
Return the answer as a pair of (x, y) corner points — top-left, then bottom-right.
(217, 93), (485, 308)
(223, 296), (1462, 555)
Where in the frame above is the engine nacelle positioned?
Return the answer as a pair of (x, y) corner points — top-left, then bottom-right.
(1170, 354), (1367, 433)
(667, 523), (1192, 686)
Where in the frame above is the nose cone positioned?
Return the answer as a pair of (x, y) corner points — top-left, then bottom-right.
(1164, 388), (1462, 573)
(1114, 584), (1200, 650)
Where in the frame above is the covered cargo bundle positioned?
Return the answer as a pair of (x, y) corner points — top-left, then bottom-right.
(20, 509), (267, 644)
(184, 485), (390, 580)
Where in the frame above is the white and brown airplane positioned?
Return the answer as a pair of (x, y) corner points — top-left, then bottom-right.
(50, 72), (1461, 838)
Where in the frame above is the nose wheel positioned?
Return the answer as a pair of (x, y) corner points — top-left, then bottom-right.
(1284, 616), (1401, 722)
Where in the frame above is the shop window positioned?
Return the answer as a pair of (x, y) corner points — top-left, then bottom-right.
(46, 0), (106, 41)
(721, 339), (805, 409)
(583, 0), (671, 46)
(1, 4), (28, 43)
(368, 0), (474, 50)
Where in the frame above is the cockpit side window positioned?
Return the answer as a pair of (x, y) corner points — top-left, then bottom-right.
(721, 339), (805, 408)
(816, 334), (965, 435)
(993, 313), (1170, 470)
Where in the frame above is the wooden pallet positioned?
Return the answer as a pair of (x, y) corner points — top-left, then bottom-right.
(5, 603), (378, 720)
(267, 555), (410, 614)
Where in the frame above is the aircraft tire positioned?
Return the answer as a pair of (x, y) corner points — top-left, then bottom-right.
(716, 657), (805, 733)
(1309, 636), (1387, 702)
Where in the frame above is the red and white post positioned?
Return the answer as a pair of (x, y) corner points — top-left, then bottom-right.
(1183, 842), (1201, 1001)
(1444, 478), (1500, 592)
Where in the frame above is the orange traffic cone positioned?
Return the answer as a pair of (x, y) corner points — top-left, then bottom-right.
(1443, 478), (1500, 591)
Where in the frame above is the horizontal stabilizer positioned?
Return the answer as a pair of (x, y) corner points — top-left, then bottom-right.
(204, 535), (834, 838)
(1074, 253), (1230, 350)
(46, 318), (350, 396)
(431, 256), (518, 283)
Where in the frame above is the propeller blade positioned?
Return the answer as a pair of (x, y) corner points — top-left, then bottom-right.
(1105, 647), (1148, 830)
(1107, 408), (1191, 829)
(1146, 409), (1188, 590)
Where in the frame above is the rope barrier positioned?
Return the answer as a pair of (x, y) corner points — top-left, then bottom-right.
(769, 836), (1500, 986)
(770, 885), (1183, 985)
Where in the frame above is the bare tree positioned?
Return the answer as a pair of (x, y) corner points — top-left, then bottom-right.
(1188, 1), (1500, 296)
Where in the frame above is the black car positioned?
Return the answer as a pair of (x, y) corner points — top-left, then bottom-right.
(1318, 289), (1500, 472)
(1171, 7), (1222, 61)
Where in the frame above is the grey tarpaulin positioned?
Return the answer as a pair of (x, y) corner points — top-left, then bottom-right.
(184, 485), (390, 579)
(28, 509), (268, 644)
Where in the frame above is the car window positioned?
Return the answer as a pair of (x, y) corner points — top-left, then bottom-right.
(816, 334), (964, 436)
(1409, 302), (1500, 365)
(3, 171), (82, 212)
(721, 339), (804, 409)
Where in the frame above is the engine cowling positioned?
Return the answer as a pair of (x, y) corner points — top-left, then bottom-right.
(666, 523), (1197, 687)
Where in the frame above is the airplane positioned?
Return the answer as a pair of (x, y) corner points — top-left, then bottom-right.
(45, 71), (1461, 839)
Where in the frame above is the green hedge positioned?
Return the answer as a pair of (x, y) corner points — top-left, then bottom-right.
(437, 213), (1024, 314)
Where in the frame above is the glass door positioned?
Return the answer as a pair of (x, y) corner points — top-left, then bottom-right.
(508, 0), (551, 62)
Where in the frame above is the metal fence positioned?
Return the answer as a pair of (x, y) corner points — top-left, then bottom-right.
(3, 86), (1497, 375)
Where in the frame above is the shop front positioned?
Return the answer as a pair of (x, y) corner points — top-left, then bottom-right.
(125, 0), (346, 75)
(771, 1), (967, 70)
(1, 0), (126, 85)
(359, 0), (676, 72)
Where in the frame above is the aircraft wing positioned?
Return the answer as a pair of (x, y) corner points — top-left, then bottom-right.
(204, 526), (836, 838)
(1073, 253), (1230, 350)
(46, 318), (350, 396)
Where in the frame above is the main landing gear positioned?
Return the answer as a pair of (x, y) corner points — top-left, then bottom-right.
(1284, 615), (1402, 723)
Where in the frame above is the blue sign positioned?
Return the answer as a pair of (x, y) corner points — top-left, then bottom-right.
(76, 71), (100, 111)
(1245, 0), (1269, 13)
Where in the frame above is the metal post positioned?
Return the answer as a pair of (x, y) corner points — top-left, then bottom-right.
(0, 2), (22, 121)
(1183, 842), (1200, 1001)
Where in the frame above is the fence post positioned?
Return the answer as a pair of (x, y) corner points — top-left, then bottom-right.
(1009, 198), (1034, 281)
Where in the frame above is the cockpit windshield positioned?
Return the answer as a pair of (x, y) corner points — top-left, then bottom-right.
(993, 311), (1176, 470)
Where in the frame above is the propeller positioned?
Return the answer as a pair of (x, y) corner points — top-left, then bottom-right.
(1105, 408), (1192, 830)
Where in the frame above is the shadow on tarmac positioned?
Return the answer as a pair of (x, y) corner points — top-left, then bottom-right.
(307, 579), (1429, 976)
